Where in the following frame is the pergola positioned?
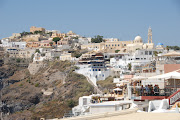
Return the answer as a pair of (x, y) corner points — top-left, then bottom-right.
(146, 70), (180, 89)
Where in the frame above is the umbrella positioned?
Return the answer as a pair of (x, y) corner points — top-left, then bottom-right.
(113, 88), (122, 91)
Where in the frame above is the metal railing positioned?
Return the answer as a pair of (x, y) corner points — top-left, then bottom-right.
(131, 88), (177, 97)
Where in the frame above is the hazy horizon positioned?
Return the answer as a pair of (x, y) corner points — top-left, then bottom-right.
(0, 0), (180, 46)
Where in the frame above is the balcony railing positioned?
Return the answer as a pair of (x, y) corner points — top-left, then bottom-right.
(131, 88), (177, 97)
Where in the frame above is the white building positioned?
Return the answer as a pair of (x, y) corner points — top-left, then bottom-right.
(78, 37), (89, 45)
(33, 52), (45, 62)
(1, 38), (12, 47)
(11, 42), (26, 49)
(89, 101), (133, 114)
(1, 38), (26, 49)
(110, 49), (164, 73)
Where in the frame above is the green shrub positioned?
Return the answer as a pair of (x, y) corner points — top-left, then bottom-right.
(35, 83), (40, 87)
(16, 58), (21, 63)
(115, 50), (120, 53)
(67, 99), (75, 108)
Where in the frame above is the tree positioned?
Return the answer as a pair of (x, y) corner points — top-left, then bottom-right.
(167, 46), (180, 50)
(35, 49), (40, 53)
(115, 50), (120, 53)
(72, 52), (82, 58)
(16, 58), (21, 63)
(49, 42), (53, 46)
(53, 37), (61, 44)
(91, 35), (104, 43)
(153, 51), (158, 56)
(34, 31), (42, 34)
(127, 63), (132, 71)
(20, 31), (33, 36)
(67, 99), (75, 108)
(47, 32), (53, 36)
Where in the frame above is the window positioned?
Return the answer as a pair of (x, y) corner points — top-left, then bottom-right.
(136, 58), (140, 60)
(124, 44), (126, 46)
(145, 51), (148, 55)
(95, 69), (97, 71)
(118, 44), (120, 46)
(149, 51), (152, 55)
(99, 69), (101, 71)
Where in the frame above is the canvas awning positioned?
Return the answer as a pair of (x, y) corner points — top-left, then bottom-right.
(162, 51), (180, 57)
(147, 71), (180, 80)
(132, 75), (147, 81)
(113, 88), (122, 91)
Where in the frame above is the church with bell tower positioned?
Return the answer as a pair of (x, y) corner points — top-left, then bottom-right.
(143, 27), (154, 49)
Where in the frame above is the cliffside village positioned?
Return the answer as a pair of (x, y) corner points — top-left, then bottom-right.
(1, 26), (180, 119)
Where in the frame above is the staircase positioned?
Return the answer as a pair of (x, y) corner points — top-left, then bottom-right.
(85, 76), (103, 94)
(168, 89), (180, 105)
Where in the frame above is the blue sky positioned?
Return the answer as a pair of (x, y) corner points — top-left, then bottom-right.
(0, 0), (180, 46)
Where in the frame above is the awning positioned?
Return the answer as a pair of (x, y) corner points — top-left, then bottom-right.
(113, 88), (122, 91)
(162, 51), (180, 57)
(147, 70), (180, 80)
(132, 75), (147, 81)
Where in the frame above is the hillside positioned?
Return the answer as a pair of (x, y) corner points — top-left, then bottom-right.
(97, 76), (116, 93)
(1, 60), (94, 119)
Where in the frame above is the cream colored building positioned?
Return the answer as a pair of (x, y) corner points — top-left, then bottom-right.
(82, 27), (154, 53)
(22, 34), (42, 42)
(81, 40), (132, 52)
(60, 53), (77, 61)
(7, 48), (35, 59)
(9, 33), (21, 39)
(30, 26), (45, 33)
(67, 31), (76, 36)
(51, 32), (67, 38)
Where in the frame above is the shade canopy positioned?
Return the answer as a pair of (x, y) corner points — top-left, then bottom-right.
(113, 88), (122, 91)
(162, 51), (180, 57)
(147, 71), (180, 80)
(132, 75), (147, 81)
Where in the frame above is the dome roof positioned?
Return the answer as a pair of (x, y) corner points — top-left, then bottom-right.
(157, 43), (163, 45)
(134, 36), (143, 43)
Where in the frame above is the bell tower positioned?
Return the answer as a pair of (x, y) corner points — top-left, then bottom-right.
(148, 27), (152, 43)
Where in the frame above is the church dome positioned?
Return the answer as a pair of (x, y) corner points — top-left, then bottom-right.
(157, 43), (163, 45)
(134, 36), (143, 43)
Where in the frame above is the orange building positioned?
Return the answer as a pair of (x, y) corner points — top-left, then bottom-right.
(26, 42), (40, 48)
(40, 40), (55, 47)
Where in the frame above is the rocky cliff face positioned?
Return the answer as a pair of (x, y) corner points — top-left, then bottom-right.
(0, 60), (94, 119)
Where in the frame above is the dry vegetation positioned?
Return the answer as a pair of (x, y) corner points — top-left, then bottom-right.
(1, 60), (94, 119)
(97, 76), (116, 93)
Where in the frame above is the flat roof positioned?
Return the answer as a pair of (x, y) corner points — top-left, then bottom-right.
(93, 113), (180, 120)
(89, 100), (132, 107)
